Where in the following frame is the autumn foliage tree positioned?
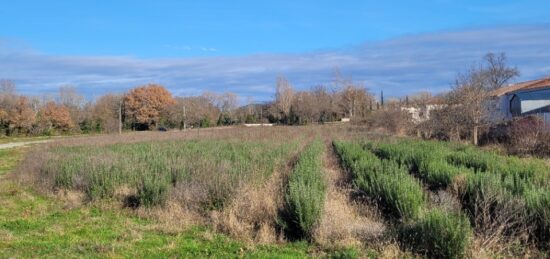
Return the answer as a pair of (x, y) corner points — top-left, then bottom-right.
(39, 101), (74, 132)
(8, 96), (36, 134)
(124, 84), (175, 129)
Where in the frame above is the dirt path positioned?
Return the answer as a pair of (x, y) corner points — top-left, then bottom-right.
(314, 141), (386, 247)
(0, 140), (52, 150)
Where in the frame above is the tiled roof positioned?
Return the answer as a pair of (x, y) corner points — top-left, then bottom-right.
(491, 76), (550, 97)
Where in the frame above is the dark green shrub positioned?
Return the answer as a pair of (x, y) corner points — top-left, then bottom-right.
(354, 160), (425, 219)
(334, 141), (425, 220)
(86, 172), (115, 200)
(137, 174), (170, 207)
(399, 209), (472, 259)
(284, 139), (326, 239)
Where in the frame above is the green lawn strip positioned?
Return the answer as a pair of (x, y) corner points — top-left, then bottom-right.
(0, 181), (312, 258)
(0, 144), (313, 258)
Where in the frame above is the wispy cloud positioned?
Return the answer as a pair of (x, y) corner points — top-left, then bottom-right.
(163, 44), (218, 52)
(1, 24), (550, 101)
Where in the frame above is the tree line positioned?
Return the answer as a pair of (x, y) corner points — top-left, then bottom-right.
(0, 73), (377, 136)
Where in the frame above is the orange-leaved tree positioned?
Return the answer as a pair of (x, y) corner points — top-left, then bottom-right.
(8, 96), (35, 134)
(124, 84), (175, 129)
(39, 101), (74, 131)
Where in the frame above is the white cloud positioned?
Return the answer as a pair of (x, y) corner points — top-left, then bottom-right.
(1, 24), (550, 101)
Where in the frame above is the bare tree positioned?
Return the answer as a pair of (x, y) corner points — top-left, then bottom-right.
(450, 52), (519, 145)
(484, 53), (520, 90)
(219, 92), (239, 115)
(93, 94), (123, 132)
(0, 80), (15, 95)
(59, 85), (84, 108)
(0, 80), (16, 111)
(333, 71), (373, 119)
(274, 76), (294, 122)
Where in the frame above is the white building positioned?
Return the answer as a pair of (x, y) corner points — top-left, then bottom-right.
(401, 104), (444, 123)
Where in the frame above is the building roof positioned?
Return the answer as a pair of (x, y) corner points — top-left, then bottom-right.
(514, 88), (550, 101)
(491, 76), (550, 97)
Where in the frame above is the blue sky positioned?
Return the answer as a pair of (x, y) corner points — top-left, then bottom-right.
(1, 1), (550, 101)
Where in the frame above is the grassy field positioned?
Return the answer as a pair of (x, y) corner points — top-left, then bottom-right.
(0, 144), (319, 258)
(2, 126), (368, 258)
(0, 180), (313, 258)
(3, 126), (550, 258)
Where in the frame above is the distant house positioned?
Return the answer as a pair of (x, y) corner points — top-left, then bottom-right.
(491, 76), (550, 124)
(401, 104), (443, 123)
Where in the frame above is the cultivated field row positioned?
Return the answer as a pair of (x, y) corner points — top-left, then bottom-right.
(334, 138), (550, 257)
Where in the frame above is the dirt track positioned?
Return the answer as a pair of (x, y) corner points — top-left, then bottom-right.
(0, 140), (52, 149)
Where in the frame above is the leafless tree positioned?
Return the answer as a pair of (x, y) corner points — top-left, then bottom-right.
(274, 76), (294, 122)
(219, 92), (239, 115)
(59, 85), (84, 108)
(333, 71), (373, 119)
(484, 53), (520, 90)
(0, 80), (17, 111)
(93, 94), (123, 132)
(449, 52), (519, 145)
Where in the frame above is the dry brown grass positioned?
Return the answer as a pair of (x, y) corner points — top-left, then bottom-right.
(209, 128), (317, 243)
(210, 178), (282, 243)
(312, 137), (387, 250)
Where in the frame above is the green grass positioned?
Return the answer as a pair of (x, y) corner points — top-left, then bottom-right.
(283, 139), (326, 240)
(1, 148), (315, 258)
(0, 180), (313, 258)
(0, 148), (24, 175)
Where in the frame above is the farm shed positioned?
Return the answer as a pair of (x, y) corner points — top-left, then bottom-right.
(491, 76), (550, 124)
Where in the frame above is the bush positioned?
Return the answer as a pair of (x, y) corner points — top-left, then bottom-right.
(334, 141), (425, 219)
(137, 173), (170, 207)
(355, 160), (425, 219)
(506, 116), (547, 156)
(525, 189), (550, 245)
(284, 139), (326, 239)
(369, 140), (461, 189)
(399, 209), (472, 259)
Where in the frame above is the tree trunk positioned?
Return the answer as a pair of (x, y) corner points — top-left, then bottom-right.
(473, 126), (479, 146)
